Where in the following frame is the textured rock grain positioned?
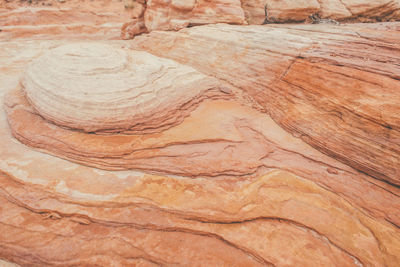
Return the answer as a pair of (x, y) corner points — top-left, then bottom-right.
(132, 23), (400, 186)
(1, 6), (400, 265)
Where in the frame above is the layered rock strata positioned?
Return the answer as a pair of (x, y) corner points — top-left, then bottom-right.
(131, 22), (400, 187)
(1, 23), (400, 267)
(2, 0), (400, 40)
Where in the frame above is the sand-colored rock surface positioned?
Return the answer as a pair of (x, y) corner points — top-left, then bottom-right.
(0, 259), (20, 267)
(18, 42), (227, 133)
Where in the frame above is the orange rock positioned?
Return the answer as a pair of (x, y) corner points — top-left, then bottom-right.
(2, 0), (400, 40)
(266, 0), (320, 23)
(121, 18), (147, 39)
(1, 33), (400, 265)
(242, 0), (400, 24)
(120, 0), (247, 39)
(1, 2), (400, 265)
(117, 0), (400, 38)
(144, 0), (245, 32)
(132, 23), (400, 186)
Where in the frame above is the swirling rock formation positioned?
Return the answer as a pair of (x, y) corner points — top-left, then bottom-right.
(5, 43), (234, 175)
(20, 43), (226, 133)
(1, 22), (400, 265)
(1, 9), (400, 267)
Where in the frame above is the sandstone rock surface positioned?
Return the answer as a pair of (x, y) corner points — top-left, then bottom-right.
(1, 1), (400, 265)
(1, 21), (400, 265)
